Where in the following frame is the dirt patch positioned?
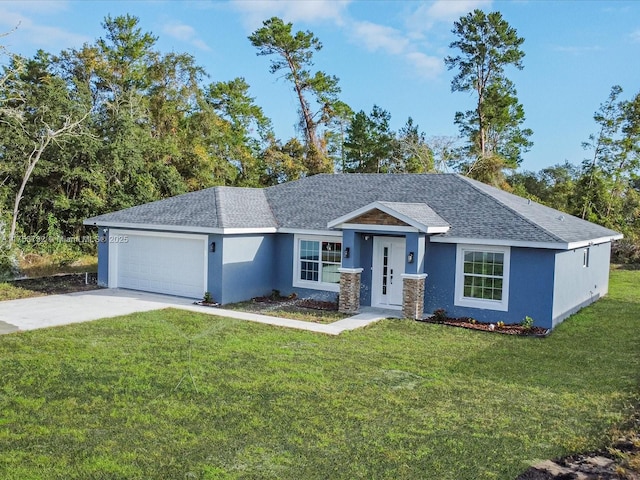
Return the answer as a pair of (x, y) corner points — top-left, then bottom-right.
(8, 273), (101, 296)
(225, 295), (345, 324)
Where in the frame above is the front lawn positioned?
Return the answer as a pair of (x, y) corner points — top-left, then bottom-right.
(0, 270), (639, 479)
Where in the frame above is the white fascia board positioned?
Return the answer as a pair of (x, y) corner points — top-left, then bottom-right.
(83, 221), (276, 235)
(430, 234), (623, 250)
(221, 227), (278, 234)
(278, 228), (342, 237)
(425, 226), (450, 234)
(566, 234), (624, 249)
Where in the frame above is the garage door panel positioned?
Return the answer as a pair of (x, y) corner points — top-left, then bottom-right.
(113, 232), (206, 298)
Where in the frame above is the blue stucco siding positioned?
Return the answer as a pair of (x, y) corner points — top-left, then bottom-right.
(220, 235), (276, 304)
(423, 240), (556, 328)
(423, 241), (456, 315)
(207, 234), (223, 304)
(552, 242), (611, 328)
(96, 227), (109, 287)
(508, 247), (555, 329)
(272, 234), (295, 296)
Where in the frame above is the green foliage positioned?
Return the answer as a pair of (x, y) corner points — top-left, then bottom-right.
(202, 291), (214, 304)
(445, 9), (532, 185)
(344, 105), (394, 173)
(0, 270), (638, 479)
(521, 315), (534, 330)
(249, 16), (341, 174)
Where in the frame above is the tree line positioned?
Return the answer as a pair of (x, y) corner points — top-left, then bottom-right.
(0, 11), (638, 278)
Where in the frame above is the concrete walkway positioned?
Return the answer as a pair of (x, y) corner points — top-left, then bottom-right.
(0, 289), (401, 336)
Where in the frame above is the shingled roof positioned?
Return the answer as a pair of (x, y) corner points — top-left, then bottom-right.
(85, 173), (622, 248)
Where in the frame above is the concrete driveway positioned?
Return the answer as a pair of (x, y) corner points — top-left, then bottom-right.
(0, 288), (195, 333)
(0, 288), (400, 336)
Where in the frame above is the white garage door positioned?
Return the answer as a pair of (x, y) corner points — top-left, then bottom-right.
(109, 230), (207, 298)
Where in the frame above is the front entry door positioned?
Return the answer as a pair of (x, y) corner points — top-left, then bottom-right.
(372, 237), (405, 309)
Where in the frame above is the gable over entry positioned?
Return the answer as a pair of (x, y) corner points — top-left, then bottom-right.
(328, 201), (451, 234)
(328, 201), (450, 318)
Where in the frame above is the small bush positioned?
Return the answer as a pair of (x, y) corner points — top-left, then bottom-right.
(521, 316), (534, 330)
(203, 292), (214, 303)
(432, 308), (447, 322)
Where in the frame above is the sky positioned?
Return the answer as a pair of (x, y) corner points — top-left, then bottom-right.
(0, 0), (638, 173)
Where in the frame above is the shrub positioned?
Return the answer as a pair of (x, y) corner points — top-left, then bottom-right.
(521, 315), (534, 330)
(203, 292), (214, 304)
(432, 308), (447, 322)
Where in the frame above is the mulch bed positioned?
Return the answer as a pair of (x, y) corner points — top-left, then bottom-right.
(251, 294), (338, 312)
(418, 316), (549, 336)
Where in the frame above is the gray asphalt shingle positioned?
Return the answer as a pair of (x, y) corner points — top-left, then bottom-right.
(85, 173), (621, 245)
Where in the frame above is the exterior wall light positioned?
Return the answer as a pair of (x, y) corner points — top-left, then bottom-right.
(407, 252), (414, 263)
(344, 247), (350, 258)
(210, 242), (216, 253)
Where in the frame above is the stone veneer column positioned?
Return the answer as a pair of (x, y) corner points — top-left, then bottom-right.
(338, 268), (363, 314)
(401, 273), (428, 320)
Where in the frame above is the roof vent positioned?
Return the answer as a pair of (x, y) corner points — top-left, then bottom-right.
(527, 199), (531, 205)
(558, 215), (565, 221)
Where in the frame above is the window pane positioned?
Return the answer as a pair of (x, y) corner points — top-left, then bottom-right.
(461, 249), (505, 301)
(300, 240), (319, 261)
(322, 263), (340, 283)
(300, 261), (319, 281)
(321, 242), (342, 263)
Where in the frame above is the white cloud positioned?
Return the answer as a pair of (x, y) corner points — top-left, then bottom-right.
(404, 51), (443, 79)
(406, 0), (492, 33)
(427, 0), (492, 21)
(161, 21), (211, 51)
(349, 20), (442, 80)
(231, 0), (350, 30)
(352, 21), (409, 55)
(0, 8), (89, 51)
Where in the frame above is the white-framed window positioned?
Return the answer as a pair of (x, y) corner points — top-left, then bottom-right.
(293, 234), (342, 292)
(455, 244), (510, 311)
(583, 248), (590, 268)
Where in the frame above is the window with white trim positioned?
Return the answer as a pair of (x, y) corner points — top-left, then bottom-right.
(455, 244), (510, 311)
(583, 248), (590, 268)
(294, 235), (342, 291)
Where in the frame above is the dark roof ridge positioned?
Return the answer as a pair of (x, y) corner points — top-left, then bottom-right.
(454, 174), (565, 243)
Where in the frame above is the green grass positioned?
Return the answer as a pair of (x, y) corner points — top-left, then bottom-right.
(0, 270), (639, 479)
(0, 283), (41, 301)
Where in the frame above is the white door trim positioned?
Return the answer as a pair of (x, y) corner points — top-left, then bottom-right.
(371, 236), (405, 309)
